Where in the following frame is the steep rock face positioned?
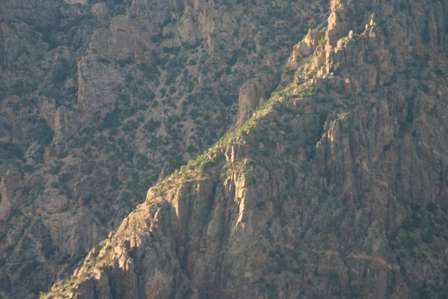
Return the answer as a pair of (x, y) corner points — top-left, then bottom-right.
(236, 72), (280, 126)
(0, 1), (328, 298)
(44, 0), (448, 298)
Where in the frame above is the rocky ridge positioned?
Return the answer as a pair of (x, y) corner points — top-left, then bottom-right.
(43, 0), (448, 298)
(0, 1), (328, 298)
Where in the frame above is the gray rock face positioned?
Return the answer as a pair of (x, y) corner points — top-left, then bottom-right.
(43, 0), (448, 298)
(236, 73), (280, 126)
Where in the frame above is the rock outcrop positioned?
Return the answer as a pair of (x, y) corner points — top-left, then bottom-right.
(43, 0), (448, 298)
(236, 72), (280, 126)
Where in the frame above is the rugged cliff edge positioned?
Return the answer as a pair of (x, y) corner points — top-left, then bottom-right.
(43, 0), (448, 298)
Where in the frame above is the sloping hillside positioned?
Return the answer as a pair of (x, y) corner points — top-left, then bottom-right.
(0, 1), (327, 298)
